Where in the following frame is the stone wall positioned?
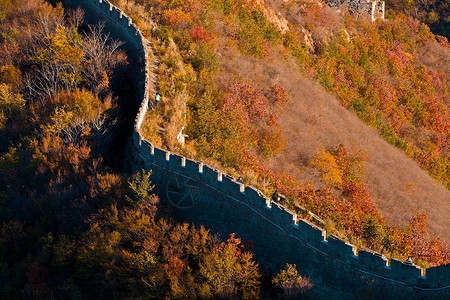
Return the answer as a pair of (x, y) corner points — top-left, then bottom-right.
(131, 136), (450, 297)
(63, 0), (449, 298)
(329, 0), (385, 22)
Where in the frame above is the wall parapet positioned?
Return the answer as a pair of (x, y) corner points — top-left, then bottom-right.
(68, 0), (449, 297)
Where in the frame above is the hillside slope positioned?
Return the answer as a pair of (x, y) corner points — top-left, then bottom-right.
(218, 44), (450, 243)
(133, 0), (449, 262)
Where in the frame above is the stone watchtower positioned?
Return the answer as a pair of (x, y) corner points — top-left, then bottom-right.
(329, 0), (385, 22)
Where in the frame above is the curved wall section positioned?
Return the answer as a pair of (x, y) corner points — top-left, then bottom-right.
(62, 0), (449, 298)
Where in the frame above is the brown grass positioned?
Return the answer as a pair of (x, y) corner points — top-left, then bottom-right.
(216, 42), (450, 243)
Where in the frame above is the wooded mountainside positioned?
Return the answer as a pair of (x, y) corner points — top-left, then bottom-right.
(386, 0), (450, 39)
(135, 0), (449, 266)
(0, 0), (448, 298)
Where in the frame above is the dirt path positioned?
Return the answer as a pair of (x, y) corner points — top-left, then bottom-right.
(219, 48), (450, 243)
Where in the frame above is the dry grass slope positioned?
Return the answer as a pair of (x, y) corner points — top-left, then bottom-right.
(218, 45), (450, 243)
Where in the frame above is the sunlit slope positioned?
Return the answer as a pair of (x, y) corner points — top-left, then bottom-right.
(131, 0), (449, 246)
(219, 46), (450, 243)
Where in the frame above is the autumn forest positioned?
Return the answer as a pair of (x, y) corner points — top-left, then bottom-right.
(0, 0), (449, 298)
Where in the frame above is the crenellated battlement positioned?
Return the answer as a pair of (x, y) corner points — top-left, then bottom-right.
(61, 0), (449, 297)
(131, 129), (448, 292)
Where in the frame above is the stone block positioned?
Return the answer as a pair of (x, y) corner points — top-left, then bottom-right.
(327, 235), (357, 262)
(140, 140), (153, 158)
(219, 176), (242, 200)
(425, 264), (450, 287)
(100, 0), (110, 12)
(358, 249), (388, 273)
(153, 147), (168, 165)
(201, 165), (219, 187)
(169, 154), (183, 172)
(297, 219), (326, 244)
(182, 158), (199, 175)
(111, 7), (121, 20)
(132, 131), (141, 149)
(270, 203), (296, 228)
(120, 15), (130, 27)
(243, 186), (267, 209)
(128, 24), (137, 37)
(390, 258), (423, 282)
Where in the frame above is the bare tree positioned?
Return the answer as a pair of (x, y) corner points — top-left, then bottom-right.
(19, 7), (126, 107)
(80, 23), (125, 92)
(24, 66), (59, 105)
(21, 9), (76, 103)
(67, 8), (85, 31)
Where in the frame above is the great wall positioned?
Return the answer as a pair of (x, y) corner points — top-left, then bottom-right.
(329, 0), (385, 22)
(62, 1), (449, 298)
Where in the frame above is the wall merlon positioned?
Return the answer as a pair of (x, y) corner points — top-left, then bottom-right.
(266, 198), (271, 209)
(150, 143), (155, 155)
(292, 214), (298, 226)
